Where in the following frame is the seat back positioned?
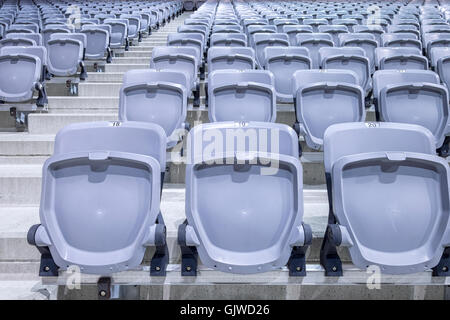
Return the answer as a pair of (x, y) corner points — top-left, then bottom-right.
(207, 47), (255, 73)
(323, 122), (450, 274)
(264, 46), (311, 102)
(208, 70), (276, 123)
(283, 25), (313, 45)
(0, 37), (36, 47)
(38, 121), (166, 274)
(253, 33), (289, 68)
(184, 121), (305, 274)
(42, 27), (71, 46)
(5, 32), (43, 46)
(431, 47), (450, 94)
(81, 27), (109, 59)
(0, 46), (47, 81)
(374, 70), (450, 147)
(339, 33), (378, 71)
(375, 47), (427, 70)
(0, 53), (41, 102)
(317, 25), (349, 46)
(167, 32), (204, 56)
(319, 47), (370, 90)
(210, 33), (247, 47)
(119, 69), (188, 147)
(151, 46), (199, 90)
(293, 70), (365, 149)
(47, 39), (83, 76)
(296, 33), (334, 68)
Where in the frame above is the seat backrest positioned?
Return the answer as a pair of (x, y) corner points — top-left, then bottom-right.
(50, 33), (87, 49)
(373, 70), (441, 101)
(167, 32), (204, 55)
(5, 32), (43, 46)
(54, 121), (166, 167)
(208, 69), (276, 123)
(207, 47), (255, 72)
(0, 37), (36, 47)
(282, 24), (312, 43)
(375, 47), (427, 70)
(317, 25), (349, 45)
(430, 47), (450, 67)
(323, 122), (436, 173)
(119, 69), (188, 145)
(264, 46), (311, 101)
(253, 33), (290, 67)
(0, 45), (47, 69)
(381, 32), (418, 45)
(210, 33), (247, 47)
(296, 33), (334, 68)
(81, 28), (109, 58)
(46, 39), (83, 76)
(151, 46), (199, 89)
(0, 53), (41, 102)
(184, 121), (305, 274)
(292, 69), (364, 149)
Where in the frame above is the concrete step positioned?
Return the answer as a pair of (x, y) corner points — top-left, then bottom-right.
(129, 46), (156, 52)
(105, 63), (148, 72)
(112, 57), (150, 64)
(27, 113), (117, 134)
(78, 83), (122, 96)
(123, 50), (153, 58)
(84, 72), (124, 83)
(48, 97), (118, 113)
(0, 187), (330, 264)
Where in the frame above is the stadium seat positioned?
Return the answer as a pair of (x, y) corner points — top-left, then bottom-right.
(47, 38), (87, 80)
(253, 33), (289, 68)
(81, 25), (112, 63)
(283, 25), (313, 46)
(27, 121), (169, 276)
(104, 18), (129, 50)
(0, 37), (36, 47)
(151, 46), (201, 107)
(119, 69), (189, 148)
(296, 33), (333, 68)
(317, 25), (348, 46)
(431, 47), (450, 94)
(207, 70), (276, 122)
(263, 47), (311, 102)
(292, 70), (365, 152)
(339, 33), (378, 72)
(210, 33), (247, 47)
(375, 47), (428, 70)
(319, 47), (371, 93)
(5, 32), (43, 46)
(321, 122), (450, 276)
(178, 121), (312, 276)
(207, 47), (255, 73)
(373, 70), (450, 153)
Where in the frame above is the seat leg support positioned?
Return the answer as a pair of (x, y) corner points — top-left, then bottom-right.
(97, 277), (112, 300)
(178, 220), (198, 276)
(27, 224), (59, 277)
(106, 48), (112, 63)
(433, 247), (450, 277)
(193, 83), (200, 108)
(288, 223), (312, 276)
(437, 136), (450, 158)
(150, 212), (169, 276)
(79, 62), (87, 81)
(320, 224), (343, 277)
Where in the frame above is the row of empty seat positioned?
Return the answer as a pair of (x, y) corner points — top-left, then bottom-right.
(19, 0), (450, 280)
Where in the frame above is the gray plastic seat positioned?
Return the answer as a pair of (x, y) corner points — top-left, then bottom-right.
(120, 14), (141, 40)
(303, 18), (328, 32)
(292, 70), (365, 150)
(383, 35), (422, 51)
(0, 46), (49, 82)
(207, 47), (255, 73)
(423, 33), (450, 57)
(50, 33), (87, 54)
(339, 33), (378, 72)
(0, 53), (41, 102)
(353, 25), (385, 46)
(431, 47), (450, 94)
(5, 33), (43, 46)
(208, 70), (276, 123)
(317, 25), (348, 46)
(178, 121), (311, 275)
(296, 33), (333, 69)
(104, 19), (128, 49)
(388, 25), (420, 39)
(42, 27), (70, 46)
(321, 122), (450, 276)
(27, 121), (169, 275)
(283, 25), (313, 46)
(247, 25), (277, 46)
(167, 33), (204, 56)
(119, 69), (188, 148)
(81, 26), (110, 61)
(253, 33), (289, 68)
(331, 18), (357, 32)
(178, 25), (209, 47)
(319, 47), (371, 93)
(212, 25), (242, 34)
(47, 38), (86, 80)
(375, 47), (428, 70)
(210, 33), (247, 47)
(0, 37), (36, 47)
(273, 18), (299, 33)
(264, 47), (311, 102)
(373, 70), (450, 149)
